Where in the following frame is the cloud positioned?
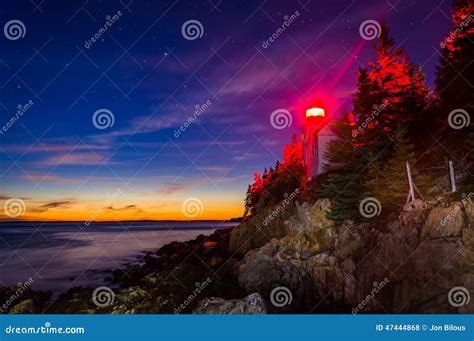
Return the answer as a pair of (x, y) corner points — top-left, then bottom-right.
(107, 204), (143, 212)
(32, 200), (74, 213)
(0, 195), (31, 200)
(155, 177), (212, 195)
(40, 201), (71, 208)
(155, 174), (244, 196)
(156, 183), (188, 195)
(199, 166), (231, 173)
(232, 152), (261, 161)
(2, 136), (112, 154)
(24, 173), (81, 184)
(41, 152), (107, 166)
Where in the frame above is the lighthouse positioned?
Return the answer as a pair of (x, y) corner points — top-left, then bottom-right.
(302, 102), (336, 180)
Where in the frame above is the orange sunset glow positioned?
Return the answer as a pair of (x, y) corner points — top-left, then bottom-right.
(0, 198), (244, 221)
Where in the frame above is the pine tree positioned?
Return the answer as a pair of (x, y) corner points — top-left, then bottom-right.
(353, 24), (430, 148)
(274, 161), (281, 178)
(243, 137), (304, 217)
(321, 112), (367, 221)
(282, 134), (303, 173)
(436, 0), (474, 112)
(370, 125), (428, 215)
(369, 25), (430, 129)
(365, 152), (384, 196)
(434, 0), (474, 163)
(243, 184), (253, 218)
(352, 67), (389, 155)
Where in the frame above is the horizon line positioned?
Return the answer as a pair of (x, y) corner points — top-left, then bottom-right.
(0, 218), (242, 224)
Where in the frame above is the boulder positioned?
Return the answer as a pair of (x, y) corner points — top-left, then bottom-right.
(229, 210), (290, 256)
(285, 200), (334, 232)
(422, 203), (465, 238)
(238, 239), (327, 311)
(465, 201), (474, 225)
(9, 299), (33, 314)
(193, 293), (266, 314)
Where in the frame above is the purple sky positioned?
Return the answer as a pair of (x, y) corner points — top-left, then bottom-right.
(0, 0), (454, 220)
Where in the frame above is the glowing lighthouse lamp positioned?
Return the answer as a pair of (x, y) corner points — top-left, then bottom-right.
(305, 107), (325, 118)
(304, 104), (326, 133)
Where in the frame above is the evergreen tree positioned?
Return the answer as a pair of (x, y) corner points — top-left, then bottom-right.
(436, 0), (474, 112)
(243, 136), (303, 217)
(352, 67), (389, 155)
(282, 134), (303, 173)
(243, 184), (253, 218)
(434, 0), (474, 163)
(369, 125), (430, 215)
(353, 24), (430, 150)
(368, 25), (430, 131)
(321, 112), (367, 221)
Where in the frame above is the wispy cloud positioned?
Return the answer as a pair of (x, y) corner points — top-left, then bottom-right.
(24, 173), (81, 184)
(41, 152), (107, 166)
(40, 201), (71, 208)
(199, 166), (231, 173)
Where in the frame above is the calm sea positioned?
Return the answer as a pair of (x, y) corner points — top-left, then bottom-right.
(0, 221), (236, 295)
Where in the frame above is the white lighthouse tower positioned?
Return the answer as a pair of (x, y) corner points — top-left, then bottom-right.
(302, 103), (337, 180)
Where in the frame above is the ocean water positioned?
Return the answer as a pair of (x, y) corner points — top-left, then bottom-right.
(0, 221), (236, 294)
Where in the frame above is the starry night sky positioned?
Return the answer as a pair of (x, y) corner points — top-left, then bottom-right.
(0, 0), (454, 220)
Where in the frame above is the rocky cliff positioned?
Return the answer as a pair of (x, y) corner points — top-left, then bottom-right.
(199, 198), (474, 314)
(3, 199), (472, 314)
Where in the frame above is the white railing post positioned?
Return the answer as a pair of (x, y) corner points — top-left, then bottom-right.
(448, 160), (457, 193)
(406, 161), (415, 204)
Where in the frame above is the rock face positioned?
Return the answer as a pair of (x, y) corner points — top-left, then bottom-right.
(193, 293), (266, 314)
(238, 240), (320, 311)
(9, 299), (33, 314)
(236, 198), (474, 313)
(423, 203), (464, 238)
(229, 207), (292, 256)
